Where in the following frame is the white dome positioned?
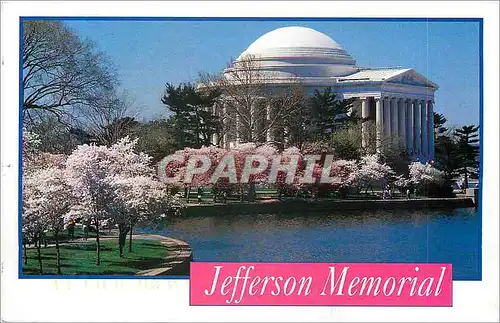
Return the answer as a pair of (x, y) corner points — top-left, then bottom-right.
(232, 26), (358, 79)
(241, 26), (343, 57)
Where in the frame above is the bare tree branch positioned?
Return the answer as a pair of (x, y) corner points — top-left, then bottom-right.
(199, 55), (307, 147)
(22, 21), (118, 128)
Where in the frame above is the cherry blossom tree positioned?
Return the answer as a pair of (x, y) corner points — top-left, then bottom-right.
(159, 145), (228, 201)
(233, 143), (276, 201)
(22, 177), (45, 271)
(107, 175), (176, 256)
(23, 166), (73, 274)
(393, 174), (412, 194)
(409, 161), (444, 196)
(22, 128), (50, 270)
(271, 146), (303, 199)
(299, 143), (356, 198)
(160, 143), (279, 201)
(65, 137), (154, 264)
(352, 154), (395, 195)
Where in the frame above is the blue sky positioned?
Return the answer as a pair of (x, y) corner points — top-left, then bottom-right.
(64, 19), (481, 127)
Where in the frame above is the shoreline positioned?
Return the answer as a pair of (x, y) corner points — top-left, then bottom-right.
(180, 197), (475, 217)
(135, 234), (192, 276)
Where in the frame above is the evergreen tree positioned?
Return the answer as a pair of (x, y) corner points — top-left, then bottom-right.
(309, 87), (357, 139)
(434, 135), (460, 181)
(453, 125), (480, 189)
(161, 83), (221, 149)
(433, 112), (448, 137)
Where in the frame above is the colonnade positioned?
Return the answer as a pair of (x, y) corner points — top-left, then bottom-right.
(361, 96), (435, 160)
(212, 95), (435, 160)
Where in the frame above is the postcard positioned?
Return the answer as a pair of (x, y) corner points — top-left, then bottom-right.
(1, 1), (498, 322)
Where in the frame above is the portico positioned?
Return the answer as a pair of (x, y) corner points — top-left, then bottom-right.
(357, 95), (435, 160)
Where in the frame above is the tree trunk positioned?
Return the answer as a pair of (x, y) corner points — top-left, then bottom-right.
(23, 241), (27, 265)
(95, 217), (100, 265)
(248, 183), (256, 202)
(128, 223), (134, 252)
(55, 230), (61, 275)
(464, 167), (469, 191)
(118, 223), (127, 258)
(37, 232), (43, 274)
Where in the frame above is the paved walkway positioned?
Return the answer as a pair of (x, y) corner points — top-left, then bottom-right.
(135, 234), (192, 276)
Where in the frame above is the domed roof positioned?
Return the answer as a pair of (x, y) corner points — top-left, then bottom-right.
(240, 26), (343, 57)
(230, 26), (359, 79)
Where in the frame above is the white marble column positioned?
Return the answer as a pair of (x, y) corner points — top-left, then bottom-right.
(383, 97), (391, 136)
(427, 100), (435, 160)
(250, 101), (256, 141)
(222, 104), (228, 148)
(284, 125), (290, 146)
(212, 133), (219, 146)
(420, 100), (428, 159)
(375, 97), (383, 153)
(413, 99), (421, 155)
(361, 97), (370, 148)
(398, 98), (406, 149)
(266, 103), (272, 142)
(235, 110), (241, 144)
(211, 103), (217, 145)
(405, 99), (413, 154)
(390, 98), (399, 137)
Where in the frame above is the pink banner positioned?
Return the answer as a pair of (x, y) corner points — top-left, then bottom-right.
(190, 263), (452, 306)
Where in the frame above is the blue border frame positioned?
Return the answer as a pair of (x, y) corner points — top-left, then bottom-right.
(18, 16), (484, 281)
(20, 17), (483, 22)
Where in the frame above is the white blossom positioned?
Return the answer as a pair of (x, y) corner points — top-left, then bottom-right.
(23, 167), (73, 240)
(409, 161), (444, 185)
(352, 154), (395, 188)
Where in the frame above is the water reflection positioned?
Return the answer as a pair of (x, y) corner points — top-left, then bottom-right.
(141, 208), (480, 280)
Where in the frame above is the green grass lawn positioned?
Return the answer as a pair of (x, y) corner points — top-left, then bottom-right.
(23, 239), (167, 275)
(43, 227), (98, 244)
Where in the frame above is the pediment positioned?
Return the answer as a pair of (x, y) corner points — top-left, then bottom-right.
(386, 69), (438, 89)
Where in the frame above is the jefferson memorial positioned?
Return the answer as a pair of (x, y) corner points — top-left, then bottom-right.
(211, 26), (438, 160)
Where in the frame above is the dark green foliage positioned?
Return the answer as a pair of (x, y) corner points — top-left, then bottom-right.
(426, 180), (455, 198)
(380, 141), (412, 177)
(161, 83), (221, 149)
(330, 123), (362, 161)
(434, 135), (460, 181)
(309, 87), (357, 139)
(433, 112), (448, 136)
(453, 125), (480, 188)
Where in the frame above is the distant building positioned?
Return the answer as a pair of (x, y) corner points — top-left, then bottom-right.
(212, 26), (438, 160)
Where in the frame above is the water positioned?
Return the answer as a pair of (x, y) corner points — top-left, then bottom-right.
(142, 208), (481, 280)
